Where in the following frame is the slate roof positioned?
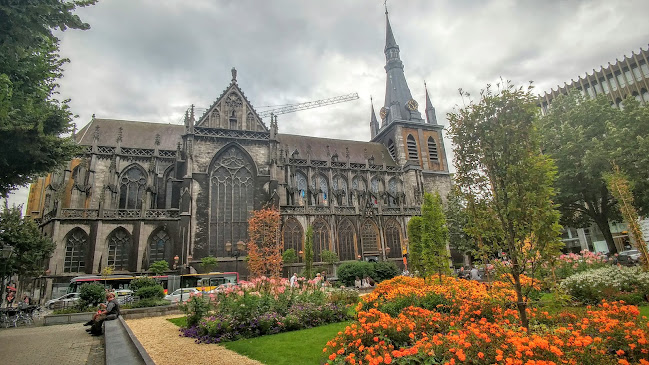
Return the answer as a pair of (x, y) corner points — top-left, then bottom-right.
(75, 119), (184, 150)
(277, 134), (397, 166)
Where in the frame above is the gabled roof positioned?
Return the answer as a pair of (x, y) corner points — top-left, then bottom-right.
(75, 119), (183, 150)
(277, 134), (397, 166)
(195, 79), (268, 132)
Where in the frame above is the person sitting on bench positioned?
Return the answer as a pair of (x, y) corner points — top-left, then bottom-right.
(85, 292), (120, 336)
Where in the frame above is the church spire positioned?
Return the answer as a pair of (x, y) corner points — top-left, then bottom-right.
(382, 6), (423, 125)
(424, 81), (438, 125)
(370, 96), (379, 139)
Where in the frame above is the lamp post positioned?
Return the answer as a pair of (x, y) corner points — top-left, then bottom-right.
(1, 246), (14, 308)
(225, 240), (246, 276)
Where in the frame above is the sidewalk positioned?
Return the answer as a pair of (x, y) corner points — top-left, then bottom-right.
(0, 323), (104, 365)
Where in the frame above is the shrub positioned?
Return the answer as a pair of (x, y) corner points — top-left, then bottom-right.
(180, 293), (211, 327)
(559, 265), (649, 304)
(79, 283), (105, 306)
(136, 285), (165, 299)
(201, 256), (218, 273)
(337, 261), (376, 286)
(373, 261), (400, 282)
(148, 260), (169, 275)
(282, 249), (298, 264)
(129, 277), (158, 292)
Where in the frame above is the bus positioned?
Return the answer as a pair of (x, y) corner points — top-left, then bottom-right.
(179, 272), (239, 292)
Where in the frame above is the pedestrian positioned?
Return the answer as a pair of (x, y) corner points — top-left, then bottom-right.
(354, 276), (362, 288)
(470, 266), (482, 281)
(321, 271), (328, 287)
(290, 273), (298, 288)
(84, 292), (120, 336)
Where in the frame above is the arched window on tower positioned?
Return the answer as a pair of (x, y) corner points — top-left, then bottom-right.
(337, 219), (356, 261)
(312, 219), (330, 262)
(64, 228), (88, 273)
(427, 137), (439, 162)
(407, 135), (418, 160)
(282, 218), (303, 262)
(119, 165), (147, 210)
(387, 139), (396, 160)
(107, 228), (131, 270)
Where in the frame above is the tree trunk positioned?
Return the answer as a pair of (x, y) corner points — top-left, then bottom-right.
(512, 269), (529, 330)
(593, 215), (617, 254)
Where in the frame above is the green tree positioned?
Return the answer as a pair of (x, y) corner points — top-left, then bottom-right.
(406, 216), (424, 275)
(148, 260), (169, 276)
(0, 1), (96, 195)
(304, 226), (314, 279)
(0, 206), (55, 280)
(445, 188), (475, 264)
(420, 192), (451, 282)
(200, 256), (218, 273)
(321, 250), (338, 275)
(282, 248), (298, 264)
(79, 282), (104, 307)
(448, 81), (562, 329)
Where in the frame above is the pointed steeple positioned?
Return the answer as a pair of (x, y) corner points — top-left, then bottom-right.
(424, 81), (438, 125)
(382, 6), (423, 125)
(370, 96), (379, 139)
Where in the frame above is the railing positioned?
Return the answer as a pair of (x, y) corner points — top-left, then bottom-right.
(60, 209), (99, 219)
(311, 160), (327, 167)
(194, 127), (270, 140)
(331, 161), (347, 168)
(41, 209), (181, 222)
(334, 206), (356, 215)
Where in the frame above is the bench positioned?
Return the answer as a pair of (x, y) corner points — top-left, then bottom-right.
(104, 316), (155, 365)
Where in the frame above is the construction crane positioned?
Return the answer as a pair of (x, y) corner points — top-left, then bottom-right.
(257, 93), (359, 119)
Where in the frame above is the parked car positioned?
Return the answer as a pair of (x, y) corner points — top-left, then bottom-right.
(114, 289), (134, 304)
(164, 288), (200, 303)
(45, 292), (80, 309)
(208, 282), (237, 294)
(617, 249), (641, 266)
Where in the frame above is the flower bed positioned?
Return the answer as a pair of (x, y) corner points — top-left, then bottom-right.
(180, 276), (357, 343)
(324, 276), (649, 365)
(560, 265), (649, 304)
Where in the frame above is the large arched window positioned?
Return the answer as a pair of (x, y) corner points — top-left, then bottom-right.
(384, 220), (402, 258)
(427, 137), (439, 162)
(296, 171), (308, 206)
(312, 174), (329, 205)
(64, 228), (87, 273)
(283, 218), (303, 262)
(352, 176), (366, 191)
(361, 220), (380, 255)
(332, 175), (348, 206)
(337, 219), (356, 261)
(119, 165), (147, 209)
(312, 219), (330, 262)
(107, 228), (131, 270)
(407, 135), (418, 160)
(210, 146), (255, 257)
(148, 230), (170, 264)
(388, 178), (402, 206)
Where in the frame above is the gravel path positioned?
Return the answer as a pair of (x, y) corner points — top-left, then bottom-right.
(126, 315), (263, 365)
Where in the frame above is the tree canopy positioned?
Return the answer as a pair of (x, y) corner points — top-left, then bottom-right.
(0, 0), (96, 195)
(247, 207), (282, 278)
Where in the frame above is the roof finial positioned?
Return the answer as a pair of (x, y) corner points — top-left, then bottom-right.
(231, 67), (237, 83)
(384, 0), (388, 14)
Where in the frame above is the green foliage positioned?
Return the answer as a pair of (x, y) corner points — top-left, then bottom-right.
(336, 261), (376, 286)
(282, 248), (298, 264)
(373, 261), (400, 282)
(79, 283), (105, 307)
(445, 188), (475, 255)
(0, 206), (55, 279)
(559, 266), (649, 304)
(121, 298), (170, 309)
(420, 192), (451, 279)
(321, 250), (338, 274)
(148, 260), (169, 275)
(0, 0), (96, 195)
(129, 277), (158, 293)
(304, 226), (314, 279)
(136, 285), (164, 300)
(406, 216), (424, 274)
(180, 294), (211, 327)
(200, 256), (218, 273)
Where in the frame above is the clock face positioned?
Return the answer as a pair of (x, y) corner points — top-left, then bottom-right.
(406, 99), (419, 111)
(380, 107), (388, 120)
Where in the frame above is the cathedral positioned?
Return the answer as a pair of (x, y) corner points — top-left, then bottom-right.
(27, 10), (452, 299)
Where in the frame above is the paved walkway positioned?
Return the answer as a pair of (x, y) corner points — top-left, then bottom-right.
(0, 323), (104, 365)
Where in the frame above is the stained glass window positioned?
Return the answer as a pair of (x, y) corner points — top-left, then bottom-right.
(384, 220), (402, 258)
(337, 219), (356, 261)
(64, 228), (87, 273)
(296, 171), (307, 205)
(312, 219), (330, 262)
(119, 165), (147, 209)
(210, 146), (255, 257)
(361, 220), (379, 254)
(352, 176), (366, 190)
(283, 218), (303, 262)
(148, 230), (170, 264)
(107, 228), (130, 270)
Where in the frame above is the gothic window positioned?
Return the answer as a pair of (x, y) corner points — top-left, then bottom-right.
(246, 112), (255, 129)
(337, 219), (356, 261)
(282, 218), (303, 262)
(229, 110), (238, 129)
(361, 220), (380, 255)
(210, 146), (255, 257)
(210, 109), (220, 127)
(165, 178), (174, 209)
(384, 220), (402, 258)
(107, 228), (131, 270)
(332, 175), (348, 205)
(119, 165), (147, 210)
(370, 177), (382, 194)
(296, 171), (307, 205)
(427, 137), (439, 162)
(64, 228), (87, 273)
(148, 230), (170, 264)
(312, 219), (330, 262)
(50, 170), (65, 190)
(225, 93), (243, 108)
(387, 139), (396, 160)
(312, 174), (329, 205)
(352, 176), (366, 191)
(407, 135), (418, 160)
(388, 178), (401, 207)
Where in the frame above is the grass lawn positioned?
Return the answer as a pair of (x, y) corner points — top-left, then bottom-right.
(167, 316), (187, 327)
(223, 322), (350, 365)
(640, 305), (649, 318)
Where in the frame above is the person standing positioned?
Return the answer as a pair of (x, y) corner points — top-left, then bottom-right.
(470, 266), (482, 281)
(290, 273), (298, 288)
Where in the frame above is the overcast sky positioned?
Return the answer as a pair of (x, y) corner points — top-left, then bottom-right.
(6, 0), (649, 208)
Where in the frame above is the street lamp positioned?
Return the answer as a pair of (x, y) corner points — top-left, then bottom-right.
(225, 240), (246, 275)
(357, 254), (362, 261)
(385, 246), (391, 261)
(1, 246), (14, 308)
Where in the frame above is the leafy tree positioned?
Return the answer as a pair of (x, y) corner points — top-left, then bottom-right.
(148, 260), (169, 276)
(246, 207), (282, 278)
(136, 285), (164, 300)
(448, 81), (562, 329)
(0, 0), (96, 195)
(200, 256), (218, 273)
(0, 206), (55, 280)
(321, 250), (339, 275)
(129, 277), (158, 293)
(419, 192), (451, 282)
(372, 261), (399, 282)
(445, 188), (475, 260)
(304, 226), (314, 279)
(406, 216), (424, 275)
(336, 261), (375, 286)
(282, 248), (298, 264)
(79, 282), (104, 307)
